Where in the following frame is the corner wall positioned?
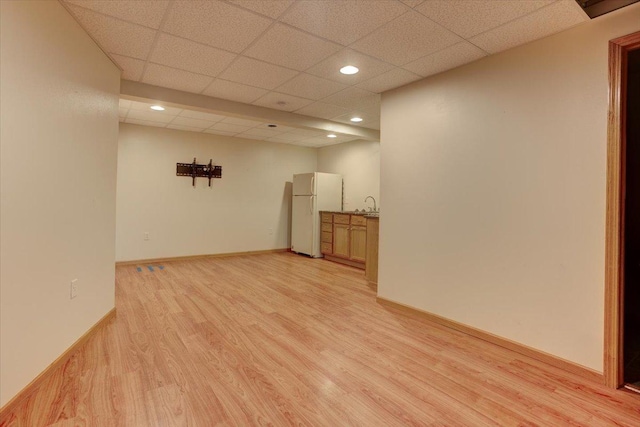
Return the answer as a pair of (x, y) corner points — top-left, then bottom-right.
(115, 124), (317, 261)
(318, 140), (380, 211)
(0, 1), (120, 405)
(379, 4), (640, 372)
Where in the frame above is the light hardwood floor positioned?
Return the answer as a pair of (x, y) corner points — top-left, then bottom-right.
(2, 252), (639, 426)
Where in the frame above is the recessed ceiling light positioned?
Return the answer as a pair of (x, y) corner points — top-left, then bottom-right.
(350, 117), (363, 122)
(150, 105), (165, 111)
(327, 134), (337, 138)
(339, 65), (359, 75)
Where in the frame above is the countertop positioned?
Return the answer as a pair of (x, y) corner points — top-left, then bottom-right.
(321, 210), (379, 218)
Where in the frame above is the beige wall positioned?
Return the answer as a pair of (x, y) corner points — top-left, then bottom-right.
(318, 140), (380, 212)
(379, 4), (640, 372)
(0, 1), (120, 406)
(116, 124), (317, 261)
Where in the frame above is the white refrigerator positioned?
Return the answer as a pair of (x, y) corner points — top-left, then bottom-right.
(291, 172), (343, 257)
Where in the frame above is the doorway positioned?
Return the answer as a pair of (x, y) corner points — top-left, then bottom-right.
(604, 30), (640, 389)
(623, 48), (640, 388)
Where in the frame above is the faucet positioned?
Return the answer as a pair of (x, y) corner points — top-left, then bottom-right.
(364, 196), (377, 212)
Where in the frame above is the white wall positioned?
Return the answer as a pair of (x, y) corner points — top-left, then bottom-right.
(380, 4), (640, 372)
(318, 140), (380, 211)
(0, 1), (120, 406)
(116, 124), (317, 261)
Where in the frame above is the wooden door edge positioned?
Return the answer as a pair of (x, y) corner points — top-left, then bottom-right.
(604, 31), (640, 388)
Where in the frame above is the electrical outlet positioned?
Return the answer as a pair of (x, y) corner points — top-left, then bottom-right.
(144, 232), (149, 241)
(70, 279), (78, 299)
(268, 228), (273, 235)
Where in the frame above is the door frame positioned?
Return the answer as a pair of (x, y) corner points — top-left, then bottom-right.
(604, 30), (640, 388)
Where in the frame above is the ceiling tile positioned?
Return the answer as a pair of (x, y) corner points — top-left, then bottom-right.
(415, 0), (554, 39)
(469, 0), (588, 54)
(149, 33), (236, 77)
(305, 49), (396, 85)
(294, 102), (350, 120)
(361, 120), (381, 130)
(65, 4), (156, 59)
(356, 68), (422, 93)
(330, 134), (358, 143)
(111, 54), (145, 81)
(166, 124), (205, 132)
(219, 57), (298, 90)
(209, 122), (252, 133)
(255, 123), (298, 133)
(244, 24), (342, 71)
(128, 100), (183, 116)
(236, 133), (269, 141)
(404, 41), (487, 77)
(125, 118), (167, 128)
(350, 10), (462, 66)
(265, 132), (308, 143)
(219, 117), (263, 127)
(227, 0), (295, 18)
(178, 109), (226, 122)
(169, 116), (214, 129)
(204, 128), (237, 136)
(281, 0), (408, 45)
(64, 0), (170, 29)
(237, 128), (285, 138)
(202, 79), (269, 103)
(285, 128), (325, 138)
(303, 136), (340, 145)
(332, 111), (380, 126)
(352, 104), (382, 118)
(276, 73), (347, 100)
(142, 64), (213, 94)
(266, 135), (300, 144)
(322, 87), (380, 109)
(163, 0), (272, 53)
(127, 109), (175, 124)
(252, 92), (314, 112)
(401, 0), (425, 7)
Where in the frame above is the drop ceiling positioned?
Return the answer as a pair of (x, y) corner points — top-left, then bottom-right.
(119, 99), (359, 146)
(63, 0), (590, 147)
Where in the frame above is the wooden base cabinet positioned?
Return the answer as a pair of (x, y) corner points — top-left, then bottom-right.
(350, 225), (367, 263)
(320, 212), (366, 269)
(320, 213), (334, 255)
(333, 223), (350, 258)
(365, 217), (379, 284)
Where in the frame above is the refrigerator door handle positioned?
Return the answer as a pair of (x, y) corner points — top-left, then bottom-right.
(309, 196), (313, 214)
(310, 175), (315, 195)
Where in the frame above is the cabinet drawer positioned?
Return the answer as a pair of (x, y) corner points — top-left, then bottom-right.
(321, 223), (332, 233)
(351, 215), (367, 226)
(321, 213), (333, 223)
(321, 242), (332, 254)
(334, 214), (350, 225)
(321, 231), (333, 243)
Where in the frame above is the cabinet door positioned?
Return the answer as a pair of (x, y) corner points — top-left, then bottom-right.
(350, 225), (367, 262)
(365, 218), (379, 284)
(333, 223), (350, 258)
(321, 242), (333, 255)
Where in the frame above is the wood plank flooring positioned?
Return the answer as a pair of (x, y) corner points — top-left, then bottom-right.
(2, 252), (639, 426)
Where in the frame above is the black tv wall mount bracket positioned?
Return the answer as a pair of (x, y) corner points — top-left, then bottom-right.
(176, 158), (222, 187)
